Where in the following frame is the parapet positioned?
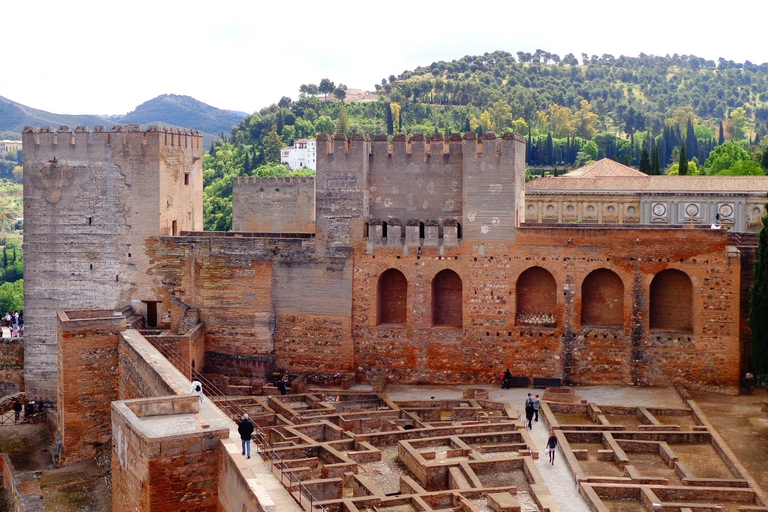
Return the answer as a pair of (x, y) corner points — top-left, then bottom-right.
(22, 125), (203, 150)
(234, 176), (315, 187)
(319, 131), (526, 160)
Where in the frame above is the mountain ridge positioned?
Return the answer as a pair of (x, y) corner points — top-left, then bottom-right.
(0, 94), (246, 148)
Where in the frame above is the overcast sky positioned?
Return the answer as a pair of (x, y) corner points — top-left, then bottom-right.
(4, 0), (766, 116)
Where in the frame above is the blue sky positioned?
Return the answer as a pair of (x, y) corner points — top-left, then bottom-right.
(5, 0), (765, 116)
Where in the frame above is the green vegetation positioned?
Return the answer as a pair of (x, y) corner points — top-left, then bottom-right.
(0, 149), (22, 183)
(204, 52), (768, 229)
(0, 180), (24, 312)
(749, 203), (768, 384)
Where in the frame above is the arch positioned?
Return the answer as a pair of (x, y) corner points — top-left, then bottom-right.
(432, 269), (463, 327)
(516, 267), (556, 327)
(581, 269), (624, 327)
(377, 269), (407, 325)
(650, 269), (693, 331)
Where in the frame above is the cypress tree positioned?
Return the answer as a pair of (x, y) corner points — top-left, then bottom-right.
(2, 248), (6, 269)
(639, 147), (651, 174)
(385, 104), (394, 135)
(719, 121), (725, 145)
(651, 146), (661, 175)
(748, 203), (768, 379)
(679, 144), (688, 175)
(685, 118), (698, 161)
(762, 149), (768, 171)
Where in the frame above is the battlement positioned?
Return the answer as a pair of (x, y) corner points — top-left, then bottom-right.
(234, 175), (315, 186)
(317, 131), (525, 160)
(22, 125), (203, 150)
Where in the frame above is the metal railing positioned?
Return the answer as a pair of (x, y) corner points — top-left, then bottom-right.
(147, 339), (327, 512)
(0, 408), (47, 426)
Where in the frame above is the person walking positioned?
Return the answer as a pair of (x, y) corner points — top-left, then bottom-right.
(12, 400), (21, 423)
(546, 430), (558, 464)
(525, 393), (535, 430)
(190, 380), (205, 403)
(533, 394), (541, 422)
(238, 413), (255, 459)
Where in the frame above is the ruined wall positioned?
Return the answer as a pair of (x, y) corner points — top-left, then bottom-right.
(111, 396), (227, 512)
(0, 338), (24, 396)
(149, 234), (356, 379)
(232, 176), (315, 233)
(352, 226), (741, 393)
(22, 125), (203, 399)
(56, 310), (125, 465)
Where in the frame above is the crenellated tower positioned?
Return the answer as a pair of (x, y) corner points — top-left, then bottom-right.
(22, 125), (203, 398)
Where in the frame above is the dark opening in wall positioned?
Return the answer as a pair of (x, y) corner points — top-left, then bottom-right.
(516, 266), (556, 327)
(432, 269), (462, 327)
(172, 220), (177, 236)
(382, 222), (388, 238)
(457, 222), (462, 239)
(419, 222), (425, 239)
(581, 268), (624, 327)
(184, 173), (189, 185)
(377, 269), (407, 326)
(650, 269), (693, 331)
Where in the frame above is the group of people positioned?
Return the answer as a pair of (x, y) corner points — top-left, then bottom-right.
(524, 393), (559, 464)
(12, 398), (44, 423)
(3, 310), (22, 338)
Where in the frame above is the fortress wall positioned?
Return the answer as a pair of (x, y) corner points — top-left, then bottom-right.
(461, 132), (526, 242)
(56, 310), (125, 465)
(367, 133), (464, 223)
(150, 235), (355, 378)
(232, 176), (315, 233)
(353, 226), (741, 393)
(22, 125), (203, 399)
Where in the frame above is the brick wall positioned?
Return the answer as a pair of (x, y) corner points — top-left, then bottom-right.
(56, 310), (125, 465)
(233, 176), (315, 233)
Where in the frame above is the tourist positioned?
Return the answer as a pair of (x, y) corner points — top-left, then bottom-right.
(277, 376), (289, 395)
(238, 413), (254, 459)
(12, 400), (21, 423)
(190, 380), (204, 403)
(533, 394), (541, 422)
(3, 312), (10, 329)
(546, 430), (558, 464)
(501, 369), (513, 389)
(525, 394), (535, 430)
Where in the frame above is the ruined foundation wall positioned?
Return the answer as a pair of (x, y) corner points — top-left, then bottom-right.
(22, 125), (203, 399)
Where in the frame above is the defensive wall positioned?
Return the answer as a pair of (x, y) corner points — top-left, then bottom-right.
(56, 311), (296, 511)
(21, 127), (752, 400)
(22, 125), (204, 400)
(233, 176), (315, 233)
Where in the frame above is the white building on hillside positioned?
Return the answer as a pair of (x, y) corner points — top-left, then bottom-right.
(280, 139), (316, 170)
(0, 140), (22, 158)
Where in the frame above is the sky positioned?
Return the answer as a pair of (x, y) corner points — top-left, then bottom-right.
(4, 0), (766, 117)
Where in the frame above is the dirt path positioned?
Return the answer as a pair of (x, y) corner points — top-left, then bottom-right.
(690, 387), (768, 494)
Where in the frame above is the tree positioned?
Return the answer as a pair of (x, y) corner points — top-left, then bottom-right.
(315, 116), (335, 135)
(572, 100), (599, 139)
(749, 203), (768, 380)
(263, 125), (284, 163)
(704, 141), (764, 175)
(278, 96), (292, 108)
(678, 144), (688, 175)
(651, 146), (661, 175)
(333, 87), (346, 101)
(390, 103), (402, 133)
(639, 147), (651, 173)
(318, 78), (335, 100)
(336, 105), (350, 135)
(386, 103), (394, 135)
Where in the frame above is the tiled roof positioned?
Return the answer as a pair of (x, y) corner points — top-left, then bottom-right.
(564, 158), (646, 177)
(527, 159), (768, 193)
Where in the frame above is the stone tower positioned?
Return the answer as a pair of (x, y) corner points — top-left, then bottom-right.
(22, 125), (203, 398)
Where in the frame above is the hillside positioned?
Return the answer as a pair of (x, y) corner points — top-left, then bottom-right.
(0, 94), (246, 148)
(116, 94), (246, 138)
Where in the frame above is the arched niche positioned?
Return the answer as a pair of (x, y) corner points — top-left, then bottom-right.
(377, 269), (407, 326)
(581, 268), (624, 327)
(516, 267), (557, 327)
(650, 269), (693, 331)
(432, 269), (462, 327)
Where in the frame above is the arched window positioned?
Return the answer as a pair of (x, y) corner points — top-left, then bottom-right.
(516, 267), (556, 327)
(581, 269), (624, 327)
(377, 269), (407, 325)
(432, 269), (462, 327)
(650, 269), (693, 331)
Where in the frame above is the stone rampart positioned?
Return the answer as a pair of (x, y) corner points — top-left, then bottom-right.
(23, 125), (204, 400)
(233, 176), (315, 233)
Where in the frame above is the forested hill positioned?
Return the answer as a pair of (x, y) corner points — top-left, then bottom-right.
(204, 51), (768, 230)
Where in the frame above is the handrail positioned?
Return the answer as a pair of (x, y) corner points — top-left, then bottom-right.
(146, 338), (327, 511)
